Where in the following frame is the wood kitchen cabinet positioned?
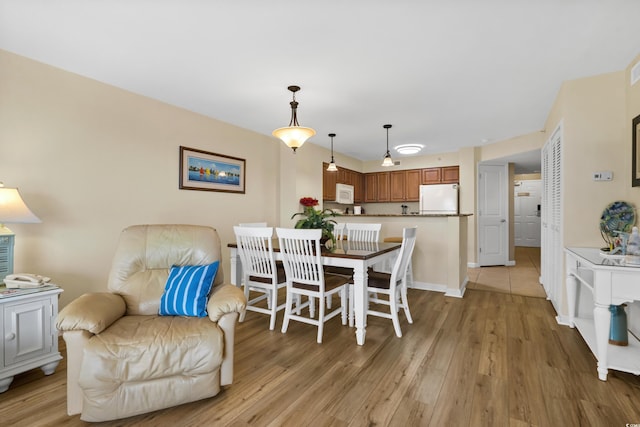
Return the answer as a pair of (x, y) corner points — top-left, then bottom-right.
(421, 167), (442, 184)
(322, 164), (364, 202)
(376, 172), (390, 202)
(421, 166), (459, 185)
(322, 163), (337, 201)
(441, 166), (459, 183)
(390, 170), (406, 201)
(353, 172), (364, 203)
(406, 169), (421, 201)
(364, 173), (378, 202)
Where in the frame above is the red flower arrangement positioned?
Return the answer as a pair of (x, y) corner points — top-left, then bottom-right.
(299, 197), (319, 207)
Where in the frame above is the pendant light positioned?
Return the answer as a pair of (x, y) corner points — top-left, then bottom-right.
(326, 133), (338, 172)
(381, 124), (394, 167)
(272, 85), (316, 153)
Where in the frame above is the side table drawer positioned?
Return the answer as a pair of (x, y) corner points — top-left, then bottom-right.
(611, 271), (640, 302)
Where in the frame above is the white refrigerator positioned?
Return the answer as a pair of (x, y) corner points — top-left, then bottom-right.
(419, 184), (459, 214)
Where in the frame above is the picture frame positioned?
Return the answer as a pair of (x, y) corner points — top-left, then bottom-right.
(633, 114), (640, 187)
(179, 146), (246, 194)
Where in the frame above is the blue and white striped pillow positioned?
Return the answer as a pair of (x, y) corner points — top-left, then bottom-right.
(159, 261), (219, 317)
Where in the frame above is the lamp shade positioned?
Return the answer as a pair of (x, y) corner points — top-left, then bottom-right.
(272, 126), (316, 152)
(0, 187), (41, 224)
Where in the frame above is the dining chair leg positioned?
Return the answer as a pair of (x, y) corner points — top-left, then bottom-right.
(317, 297), (325, 344)
(389, 290), (402, 338)
(400, 285), (413, 324)
(341, 287), (348, 325)
(281, 290), (293, 334)
(269, 293), (278, 331)
(240, 285), (250, 322)
(309, 296), (316, 318)
(348, 285), (355, 327)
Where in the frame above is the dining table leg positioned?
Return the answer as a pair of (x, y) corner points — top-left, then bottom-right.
(229, 248), (242, 287)
(352, 264), (368, 345)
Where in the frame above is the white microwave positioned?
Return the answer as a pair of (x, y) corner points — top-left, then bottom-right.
(335, 183), (354, 204)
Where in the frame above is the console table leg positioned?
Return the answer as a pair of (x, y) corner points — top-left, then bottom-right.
(41, 360), (60, 376)
(594, 303), (610, 381)
(566, 273), (577, 328)
(0, 376), (13, 393)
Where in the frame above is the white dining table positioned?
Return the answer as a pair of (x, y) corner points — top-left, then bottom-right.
(228, 239), (401, 345)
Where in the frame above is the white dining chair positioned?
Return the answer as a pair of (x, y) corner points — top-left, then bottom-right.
(346, 222), (381, 242)
(327, 223), (382, 326)
(276, 227), (349, 343)
(238, 222), (268, 227)
(366, 226), (417, 337)
(333, 222), (347, 241)
(234, 226), (286, 330)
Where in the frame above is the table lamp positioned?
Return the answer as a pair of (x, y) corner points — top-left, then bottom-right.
(0, 183), (41, 283)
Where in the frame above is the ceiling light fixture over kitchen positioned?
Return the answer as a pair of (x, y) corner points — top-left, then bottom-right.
(381, 124), (394, 167)
(272, 85), (316, 153)
(326, 133), (338, 172)
(394, 143), (424, 155)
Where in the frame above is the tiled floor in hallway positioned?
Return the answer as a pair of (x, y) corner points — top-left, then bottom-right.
(467, 246), (546, 298)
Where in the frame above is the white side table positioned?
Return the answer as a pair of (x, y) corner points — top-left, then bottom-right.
(565, 247), (640, 381)
(0, 285), (63, 392)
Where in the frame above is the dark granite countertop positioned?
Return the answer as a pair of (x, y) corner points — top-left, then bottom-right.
(337, 213), (472, 217)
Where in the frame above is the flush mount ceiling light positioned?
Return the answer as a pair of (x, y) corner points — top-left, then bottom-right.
(394, 144), (424, 155)
(326, 133), (338, 172)
(381, 124), (394, 167)
(272, 85), (316, 153)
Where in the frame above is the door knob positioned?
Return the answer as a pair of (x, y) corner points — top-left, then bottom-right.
(501, 219), (506, 223)
(5, 333), (15, 341)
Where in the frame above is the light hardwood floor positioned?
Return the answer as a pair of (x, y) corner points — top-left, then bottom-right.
(2, 251), (640, 426)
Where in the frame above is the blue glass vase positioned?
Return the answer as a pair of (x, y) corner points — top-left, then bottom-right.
(609, 304), (628, 346)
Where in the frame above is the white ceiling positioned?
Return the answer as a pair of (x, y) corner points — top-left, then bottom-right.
(1, 1), (639, 173)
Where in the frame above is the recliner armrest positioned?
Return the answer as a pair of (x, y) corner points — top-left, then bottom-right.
(57, 292), (127, 334)
(207, 284), (247, 322)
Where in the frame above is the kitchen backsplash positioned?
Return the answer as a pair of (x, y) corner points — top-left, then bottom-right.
(323, 201), (419, 215)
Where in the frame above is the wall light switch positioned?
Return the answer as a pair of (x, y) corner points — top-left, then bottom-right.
(593, 171), (613, 181)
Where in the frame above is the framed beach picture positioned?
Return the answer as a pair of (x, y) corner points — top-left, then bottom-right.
(179, 146), (246, 194)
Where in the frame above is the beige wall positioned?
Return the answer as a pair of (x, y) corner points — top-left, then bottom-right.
(0, 50), (282, 307)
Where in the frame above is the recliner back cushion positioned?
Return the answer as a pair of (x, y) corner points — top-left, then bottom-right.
(108, 224), (224, 315)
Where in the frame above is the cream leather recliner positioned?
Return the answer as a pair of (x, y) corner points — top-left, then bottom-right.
(56, 224), (246, 422)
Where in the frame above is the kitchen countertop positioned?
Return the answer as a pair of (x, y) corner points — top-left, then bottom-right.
(337, 213), (473, 217)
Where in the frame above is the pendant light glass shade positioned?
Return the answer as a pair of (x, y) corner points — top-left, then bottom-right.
(326, 133), (338, 172)
(381, 124), (394, 167)
(272, 85), (316, 152)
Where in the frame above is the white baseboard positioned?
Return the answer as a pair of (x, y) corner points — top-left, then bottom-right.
(410, 277), (468, 299)
(506, 260), (516, 266)
(468, 262), (480, 268)
(555, 315), (572, 327)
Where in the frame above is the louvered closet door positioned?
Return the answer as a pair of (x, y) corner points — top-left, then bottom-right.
(541, 124), (563, 313)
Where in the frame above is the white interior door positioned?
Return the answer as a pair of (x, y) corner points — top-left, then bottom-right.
(514, 180), (541, 247)
(478, 164), (508, 266)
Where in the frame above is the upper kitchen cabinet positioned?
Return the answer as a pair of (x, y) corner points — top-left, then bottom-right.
(441, 166), (459, 183)
(364, 173), (378, 202)
(406, 169), (421, 201)
(421, 166), (459, 185)
(322, 162), (337, 201)
(376, 172), (390, 202)
(421, 167), (442, 184)
(322, 163), (364, 202)
(390, 171), (406, 201)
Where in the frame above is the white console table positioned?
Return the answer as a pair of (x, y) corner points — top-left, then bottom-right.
(0, 285), (63, 392)
(565, 247), (640, 381)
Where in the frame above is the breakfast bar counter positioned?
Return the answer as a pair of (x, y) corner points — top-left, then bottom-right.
(335, 214), (471, 297)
